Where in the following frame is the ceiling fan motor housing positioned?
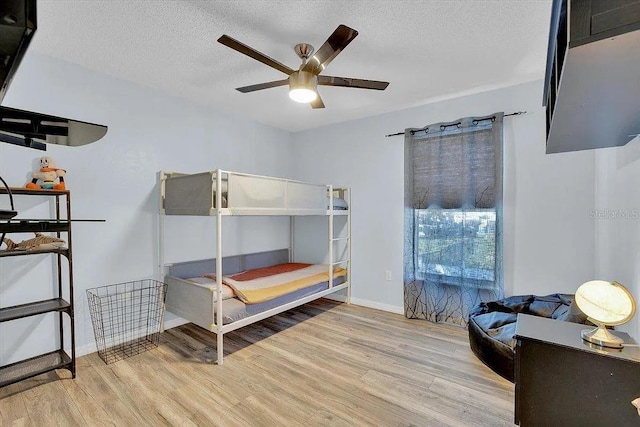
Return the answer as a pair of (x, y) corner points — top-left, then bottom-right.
(289, 71), (317, 92)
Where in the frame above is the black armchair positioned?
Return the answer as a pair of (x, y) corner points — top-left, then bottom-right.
(468, 294), (588, 382)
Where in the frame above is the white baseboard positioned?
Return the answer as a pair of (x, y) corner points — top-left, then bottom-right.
(76, 342), (98, 358)
(324, 294), (404, 315)
(75, 317), (190, 358)
(350, 297), (405, 315)
(163, 317), (190, 330)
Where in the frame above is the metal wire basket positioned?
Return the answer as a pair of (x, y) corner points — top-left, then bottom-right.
(87, 279), (167, 364)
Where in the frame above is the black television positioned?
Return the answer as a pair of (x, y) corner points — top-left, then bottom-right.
(0, 0), (107, 150)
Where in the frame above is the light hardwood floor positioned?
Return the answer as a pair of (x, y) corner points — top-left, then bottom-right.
(0, 299), (514, 426)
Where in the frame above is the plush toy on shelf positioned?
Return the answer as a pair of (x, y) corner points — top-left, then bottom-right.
(26, 156), (66, 190)
(1, 233), (67, 251)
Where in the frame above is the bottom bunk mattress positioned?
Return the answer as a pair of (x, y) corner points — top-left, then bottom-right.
(214, 277), (344, 324)
(165, 259), (347, 327)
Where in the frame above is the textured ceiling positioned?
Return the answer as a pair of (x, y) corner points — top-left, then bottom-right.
(29, 0), (552, 132)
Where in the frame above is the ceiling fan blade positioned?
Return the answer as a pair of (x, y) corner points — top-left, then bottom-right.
(218, 35), (295, 75)
(310, 93), (325, 109)
(302, 25), (358, 75)
(318, 75), (389, 90)
(236, 79), (289, 93)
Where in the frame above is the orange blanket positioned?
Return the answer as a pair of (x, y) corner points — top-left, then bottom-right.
(222, 263), (347, 304)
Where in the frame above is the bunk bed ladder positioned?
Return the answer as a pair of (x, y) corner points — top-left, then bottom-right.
(328, 186), (351, 304)
(345, 187), (352, 303)
(328, 185), (334, 289)
(215, 169), (224, 365)
(158, 171), (167, 331)
(346, 187), (351, 303)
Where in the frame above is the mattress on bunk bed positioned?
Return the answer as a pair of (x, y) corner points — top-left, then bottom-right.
(220, 263), (347, 304)
(218, 277), (345, 324)
(165, 271), (346, 325)
(180, 263), (346, 304)
(164, 250), (348, 327)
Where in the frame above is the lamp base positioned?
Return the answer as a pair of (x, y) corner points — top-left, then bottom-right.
(581, 325), (625, 348)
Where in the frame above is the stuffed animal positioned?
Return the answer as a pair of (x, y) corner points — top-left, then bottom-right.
(26, 156), (66, 190)
(1, 233), (67, 251)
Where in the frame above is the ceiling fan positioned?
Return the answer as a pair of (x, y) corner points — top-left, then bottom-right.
(217, 24), (389, 109)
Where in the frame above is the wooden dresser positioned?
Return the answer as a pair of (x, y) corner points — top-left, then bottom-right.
(514, 314), (640, 426)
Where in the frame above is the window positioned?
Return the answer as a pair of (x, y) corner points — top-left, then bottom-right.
(416, 209), (497, 289)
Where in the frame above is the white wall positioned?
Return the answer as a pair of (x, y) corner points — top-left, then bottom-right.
(0, 53), (293, 363)
(594, 138), (640, 337)
(291, 80), (598, 314)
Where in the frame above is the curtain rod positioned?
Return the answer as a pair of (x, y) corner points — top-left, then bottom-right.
(384, 111), (527, 138)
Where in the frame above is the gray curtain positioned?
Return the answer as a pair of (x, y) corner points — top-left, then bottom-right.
(404, 113), (504, 326)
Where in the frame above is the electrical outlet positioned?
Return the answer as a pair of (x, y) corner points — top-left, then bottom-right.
(385, 270), (392, 281)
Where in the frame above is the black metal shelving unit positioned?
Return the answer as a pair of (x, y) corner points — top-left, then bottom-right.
(0, 188), (76, 388)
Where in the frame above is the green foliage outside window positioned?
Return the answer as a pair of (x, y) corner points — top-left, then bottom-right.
(417, 209), (496, 286)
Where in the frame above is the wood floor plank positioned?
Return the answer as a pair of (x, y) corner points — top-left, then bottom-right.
(168, 383), (247, 427)
(428, 377), (513, 425)
(359, 369), (468, 427)
(0, 417), (31, 427)
(306, 408), (372, 427)
(20, 375), (85, 427)
(0, 385), (31, 427)
(61, 363), (145, 426)
(0, 299), (514, 426)
(89, 358), (179, 426)
(107, 359), (198, 426)
(152, 344), (248, 408)
(244, 340), (451, 426)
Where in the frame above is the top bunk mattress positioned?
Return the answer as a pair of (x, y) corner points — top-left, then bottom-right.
(161, 170), (348, 215)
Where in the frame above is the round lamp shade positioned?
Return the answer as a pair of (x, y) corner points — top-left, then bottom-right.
(575, 280), (636, 326)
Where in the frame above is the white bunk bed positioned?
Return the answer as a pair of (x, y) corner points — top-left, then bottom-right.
(158, 169), (351, 365)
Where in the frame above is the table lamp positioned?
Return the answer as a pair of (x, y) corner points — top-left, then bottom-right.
(574, 280), (636, 348)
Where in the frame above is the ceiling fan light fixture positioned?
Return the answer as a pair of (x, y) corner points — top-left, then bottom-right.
(288, 71), (317, 103)
(289, 88), (317, 103)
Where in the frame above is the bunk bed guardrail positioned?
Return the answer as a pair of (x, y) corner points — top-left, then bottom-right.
(160, 169), (337, 216)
